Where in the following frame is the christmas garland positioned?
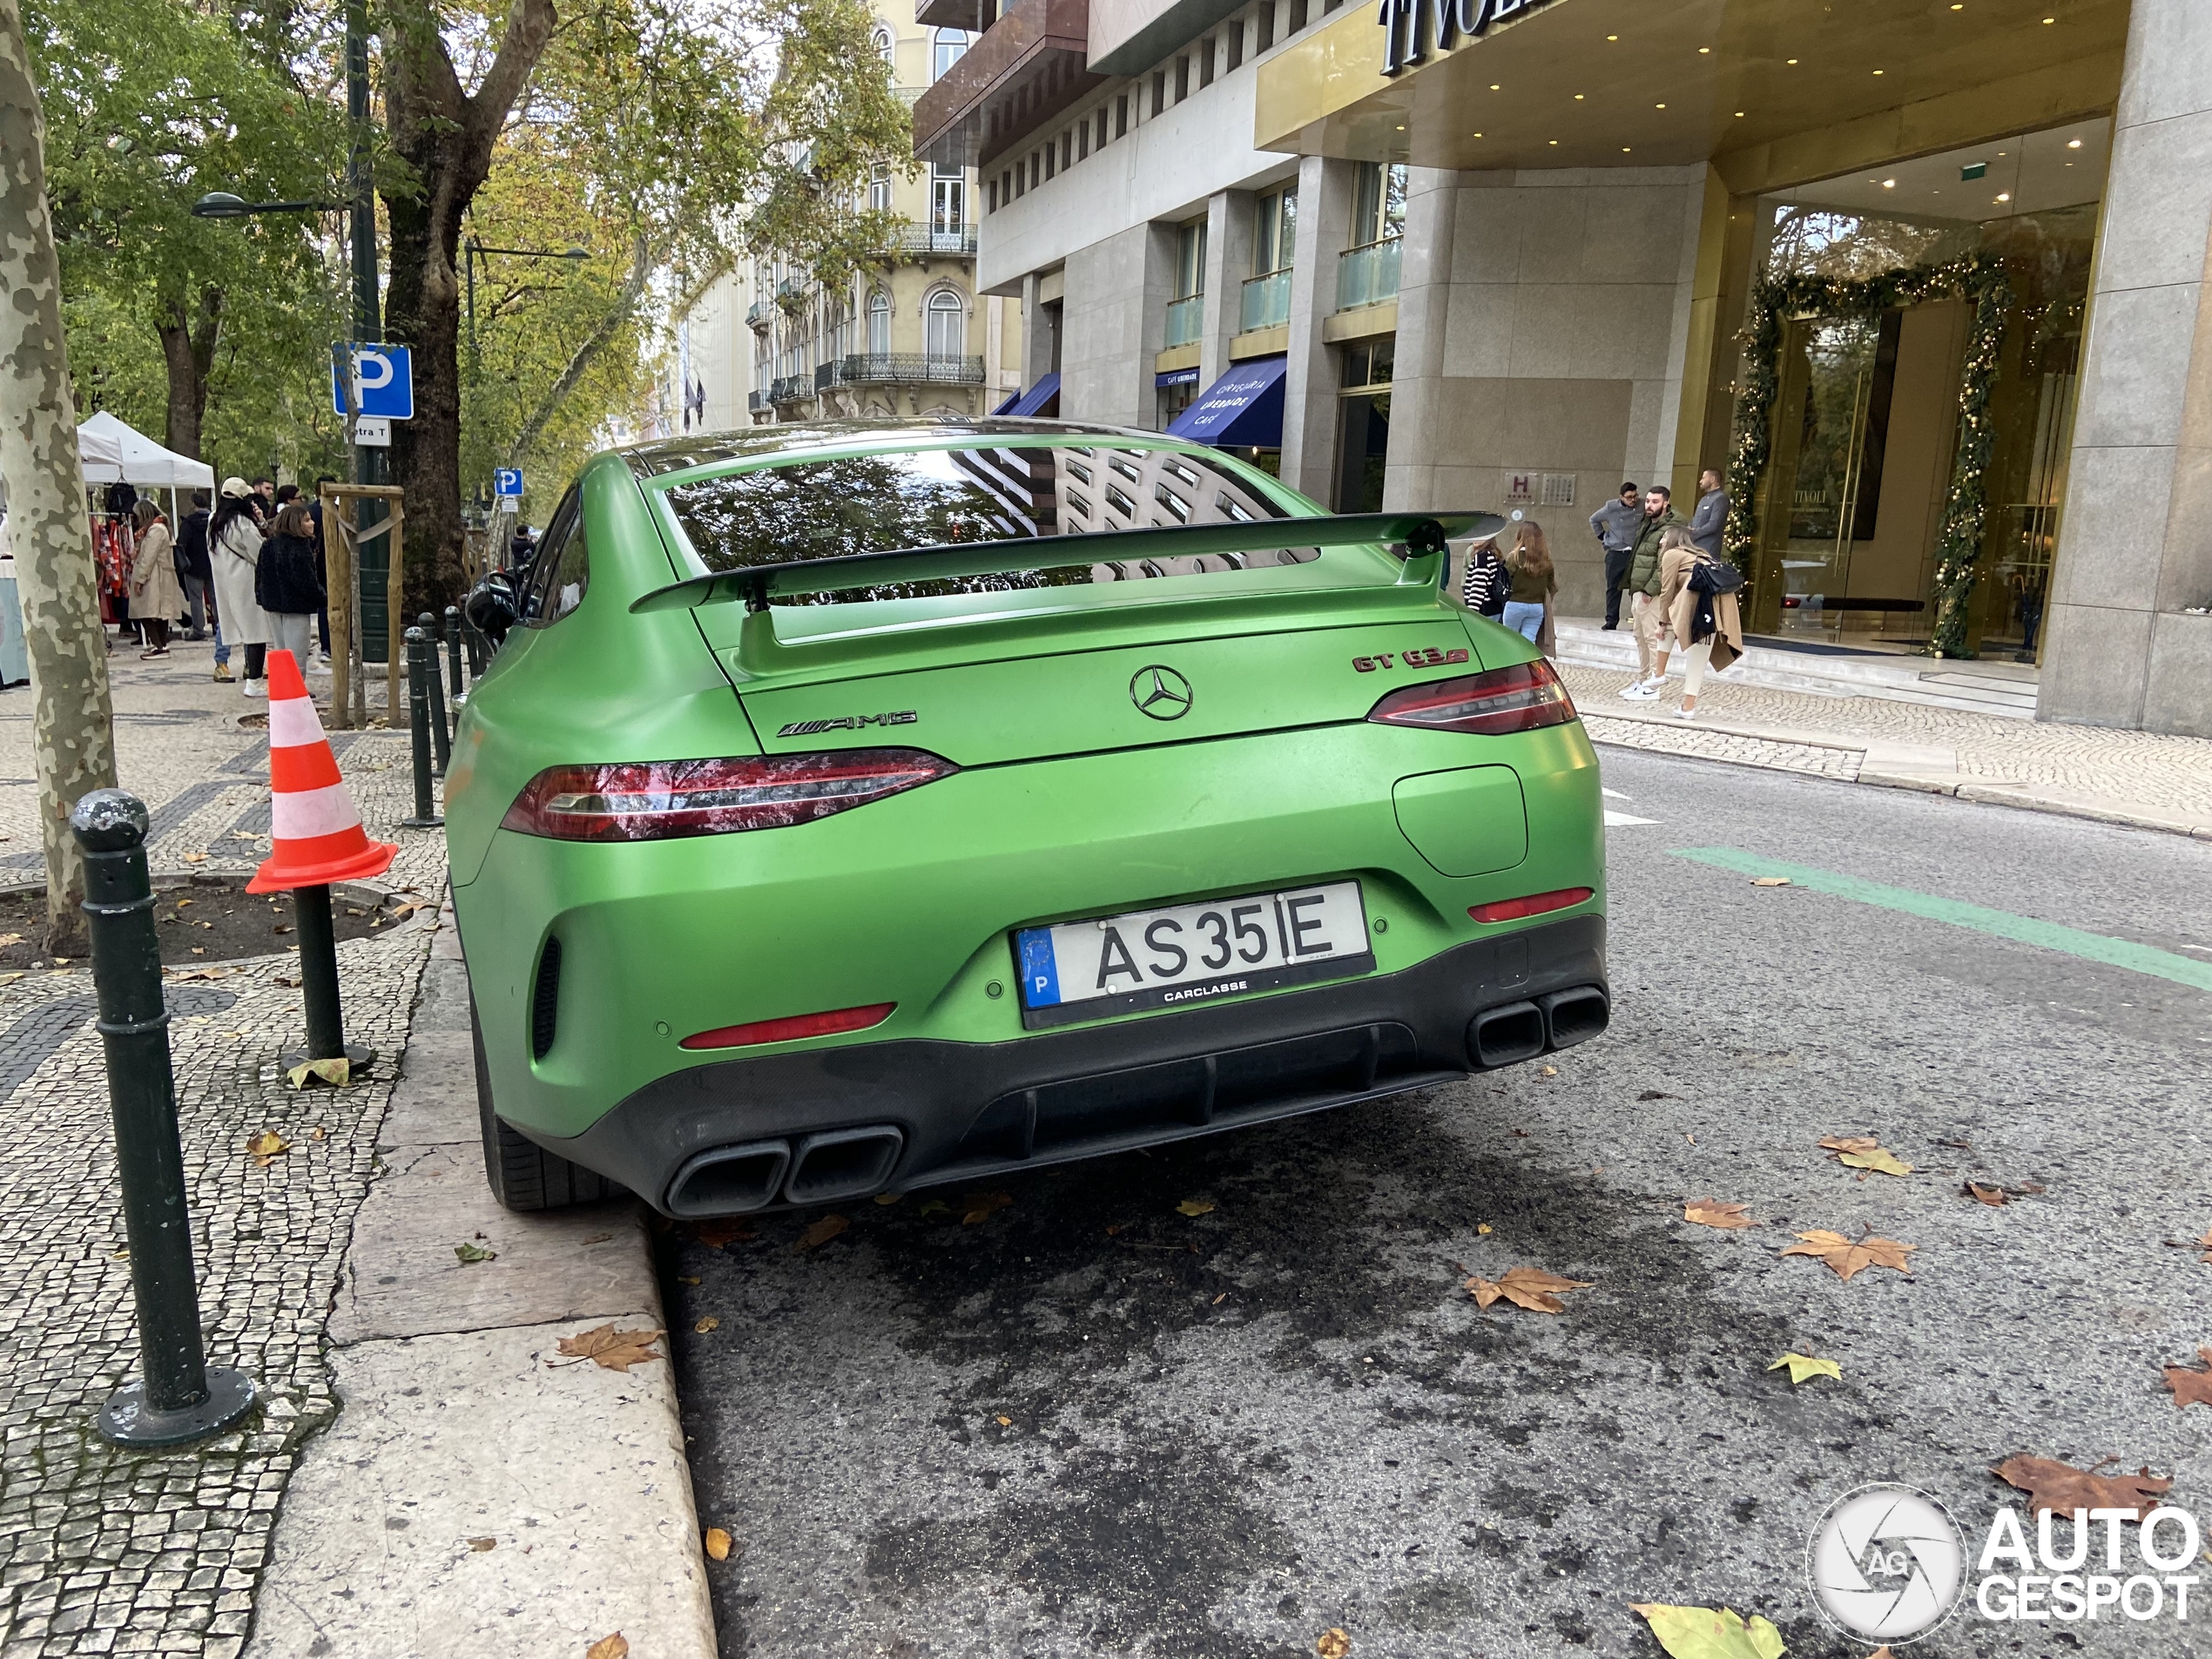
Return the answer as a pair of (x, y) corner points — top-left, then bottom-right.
(1722, 256), (2012, 658)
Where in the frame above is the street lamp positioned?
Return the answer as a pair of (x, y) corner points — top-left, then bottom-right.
(190, 192), (341, 218)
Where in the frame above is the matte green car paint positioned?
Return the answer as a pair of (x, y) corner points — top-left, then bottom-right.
(445, 426), (1605, 1148)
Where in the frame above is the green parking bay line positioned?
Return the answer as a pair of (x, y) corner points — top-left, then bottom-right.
(1671, 846), (2212, 995)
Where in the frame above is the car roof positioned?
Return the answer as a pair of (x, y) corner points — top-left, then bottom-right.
(614, 417), (1164, 482)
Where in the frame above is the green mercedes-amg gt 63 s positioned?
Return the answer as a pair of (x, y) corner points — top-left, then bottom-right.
(448, 419), (1608, 1215)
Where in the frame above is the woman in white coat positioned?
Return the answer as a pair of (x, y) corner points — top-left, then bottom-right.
(209, 477), (272, 697)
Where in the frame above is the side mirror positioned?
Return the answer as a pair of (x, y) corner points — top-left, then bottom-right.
(464, 571), (519, 647)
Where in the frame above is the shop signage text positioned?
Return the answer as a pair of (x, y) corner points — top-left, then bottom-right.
(1376, 0), (1560, 77)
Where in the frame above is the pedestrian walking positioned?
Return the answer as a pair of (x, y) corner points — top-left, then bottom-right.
(1589, 482), (1641, 630)
(176, 490), (213, 641)
(1617, 488), (1687, 700)
(1501, 521), (1557, 649)
(257, 502), (327, 672)
(1688, 467), (1729, 557)
(126, 499), (185, 658)
(1460, 532), (1509, 619)
(1649, 531), (1745, 720)
(211, 478), (273, 698)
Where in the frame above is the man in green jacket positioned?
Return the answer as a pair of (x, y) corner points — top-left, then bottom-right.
(1619, 486), (1686, 699)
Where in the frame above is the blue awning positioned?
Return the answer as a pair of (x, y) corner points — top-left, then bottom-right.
(1003, 372), (1061, 418)
(1165, 355), (1286, 448)
(1154, 365), (1200, 388)
(991, 389), (1021, 415)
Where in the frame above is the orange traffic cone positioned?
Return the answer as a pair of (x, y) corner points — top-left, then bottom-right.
(246, 651), (398, 894)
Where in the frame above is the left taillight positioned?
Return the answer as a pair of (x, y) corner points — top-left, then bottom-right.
(1366, 659), (1578, 736)
(499, 749), (956, 842)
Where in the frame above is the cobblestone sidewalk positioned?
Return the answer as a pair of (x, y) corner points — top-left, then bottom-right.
(1560, 663), (2212, 828)
(0, 643), (445, 1657)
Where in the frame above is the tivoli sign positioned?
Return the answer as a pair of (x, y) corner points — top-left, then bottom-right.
(1375, 0), (1561, 76)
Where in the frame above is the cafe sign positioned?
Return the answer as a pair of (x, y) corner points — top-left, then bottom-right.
(1376, 0), (1561, 76)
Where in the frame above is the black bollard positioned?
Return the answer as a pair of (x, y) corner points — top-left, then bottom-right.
(462, 616), (488, 678)
(280, 884), (375, 1076)
(419, 612), (452, 775)
(443, 605), (465, 695)
(401, 627), (442, 829)
(73, 790), (258, 1447)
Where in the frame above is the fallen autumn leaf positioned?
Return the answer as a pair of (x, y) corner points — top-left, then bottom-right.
(1629, 1602), (1784, 1659)
(585, 1636), (630, 1659)
(1768, 1352), (1843, 1386)
(1963, 1182), (2009, 1206)
(704, 1527), (732, 1561)
(2161, 1349), (2212, 1411)
(1779, 1230), (1917, 1283)
(1749, 876), (1792, 888)
(1316, 1629), (1351, 1659)
(1992, 1455), (2171, 1520)
(556, 1325), (664, 1373)
(694, 1316), (720, 1334)
(453, 1242), (496, 1265)
(1684, 1198), (1755, 1230)
(1176, 1197), (1216, 1217)
(691, 1218), (757, 1250)
(467, 1536), (496, 1552)
(246, 1130), (288, 1163)
(793, 1214), (849, 1251)
(1819, 1135), (1912, 1177)
(286, 1056), (350, 1090)
(1466, 1265), (1592, 1313)
(962, 1191), (1014, 1225)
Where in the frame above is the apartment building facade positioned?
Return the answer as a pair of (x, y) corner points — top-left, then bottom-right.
(916, 0), (2212, 736)
(666, 3), (1024, 436)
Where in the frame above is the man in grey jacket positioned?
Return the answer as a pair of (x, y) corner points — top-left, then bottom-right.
(1688, 468), (1729, 557)
(1589, 482), (1641, 630)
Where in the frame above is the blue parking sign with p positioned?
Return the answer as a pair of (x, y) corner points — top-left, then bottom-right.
(331, 344), (414, 421)
(493, 469), (524, 498)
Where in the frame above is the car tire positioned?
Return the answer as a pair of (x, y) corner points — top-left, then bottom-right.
(473, 994), (615, 1211)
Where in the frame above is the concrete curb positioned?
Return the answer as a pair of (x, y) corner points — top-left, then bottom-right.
(243, 900), (718, 1659)
(1581, 705), (2212, 841)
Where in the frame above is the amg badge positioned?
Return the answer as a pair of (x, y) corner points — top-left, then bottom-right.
(777, 711), (919, 738)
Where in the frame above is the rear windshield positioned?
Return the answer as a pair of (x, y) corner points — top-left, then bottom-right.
(659, 444), (1317, 604)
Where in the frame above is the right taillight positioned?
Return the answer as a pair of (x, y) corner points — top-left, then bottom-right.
(500, 750), (955, 842)
(1366, 660), (1577, 736)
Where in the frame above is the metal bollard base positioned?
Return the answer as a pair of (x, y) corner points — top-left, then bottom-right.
(401, 814), (444, 829)
(98, 1366), (258, 1448)
(277, 1042), (378, 1078)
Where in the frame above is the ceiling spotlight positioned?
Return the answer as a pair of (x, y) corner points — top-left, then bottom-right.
(2041, 15), (2054, 22)
(1786, 57), (1798, 65)
(1656, 103), (1666, 109)
(1575, 93), (1585, 100)
(1735, 111), (1746, 118)
(1882, 179), (1897, 188)
(1490, 84), (1501, 91)
(1395, 125), (1405, 130)
(1548, 139), (1560, 146)
(1606, 33), (1618, 41)
(1698, 46), (1710, 54)
(2067, 138), (2082, 149)
(1996, 192), (2012, 202)
(1622, 147), (1632, 153)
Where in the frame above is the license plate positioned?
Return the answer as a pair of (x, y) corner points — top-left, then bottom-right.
(1014, 880), (1373, 1030)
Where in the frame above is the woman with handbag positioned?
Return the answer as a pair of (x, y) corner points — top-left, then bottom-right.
(126, 499), (186, 658)
(257, 502), (327, 671)
(210, 477), (273, 698)
(1650, 529), (1744, 720)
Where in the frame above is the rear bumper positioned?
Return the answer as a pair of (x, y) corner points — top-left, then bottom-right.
(536, 914), (1605, 1216)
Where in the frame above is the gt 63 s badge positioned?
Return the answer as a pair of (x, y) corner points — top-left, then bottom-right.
(1353, 647), (1470, 673)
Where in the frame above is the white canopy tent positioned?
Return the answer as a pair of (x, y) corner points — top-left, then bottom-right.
(77, 411), (215, 490)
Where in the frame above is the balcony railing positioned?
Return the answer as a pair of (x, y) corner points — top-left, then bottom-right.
(745, 300), (770, 331)
(899, 226), (979, 256)
(1240, 270), (1291, 333)
(1337, 237), (1402, 312)
(769, 374), (811, 403)
(834, 353), (985, 386)
(747, 388), (768, 412)
(1163, 293), (1204, 349)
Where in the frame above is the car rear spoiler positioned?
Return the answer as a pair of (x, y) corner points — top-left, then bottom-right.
(629, 510), (1508, 615)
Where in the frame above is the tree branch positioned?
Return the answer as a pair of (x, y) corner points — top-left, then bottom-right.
(504, 227), (649, 470)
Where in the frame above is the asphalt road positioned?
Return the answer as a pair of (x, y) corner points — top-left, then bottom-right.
(662, 747), (2212, 1659)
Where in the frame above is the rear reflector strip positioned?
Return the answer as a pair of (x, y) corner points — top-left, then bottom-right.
(680, 1002), (895, 1052)
(1469, 887), (1593, 925)
(501, 751), (954, 842)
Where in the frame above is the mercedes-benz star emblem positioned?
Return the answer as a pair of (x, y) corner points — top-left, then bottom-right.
(1130, 665), (1194, 720)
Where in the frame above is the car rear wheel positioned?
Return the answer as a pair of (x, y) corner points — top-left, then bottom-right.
(473, 995), (615, 1211)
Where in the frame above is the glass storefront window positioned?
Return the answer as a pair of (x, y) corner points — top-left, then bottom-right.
(1743, 120), (2106, 659)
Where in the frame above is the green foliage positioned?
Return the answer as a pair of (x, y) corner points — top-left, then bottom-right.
(31, 0), (349, 474)
(1723, 257), (2011, 661)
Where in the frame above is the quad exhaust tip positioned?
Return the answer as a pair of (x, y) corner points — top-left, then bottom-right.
(1466, 984), (1609, 1069)
(786, 1125), (905, 1204)
(666, 1140), (791, 1217)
